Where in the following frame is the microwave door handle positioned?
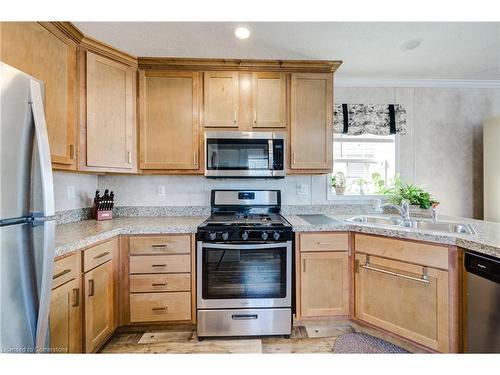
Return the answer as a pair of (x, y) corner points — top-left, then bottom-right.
(268, 139), (274, 170)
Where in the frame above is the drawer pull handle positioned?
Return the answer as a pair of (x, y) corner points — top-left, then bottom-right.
(72, 288), (79, 307)
(362, 256), (430, 284)
(317, 242), (332, 246)
(152, 264), (167, 267)
(93, 251), (110, 260)
(303, 259), (306, 272)
(231, 314), (258, 320)
(151, 245), (167, 249)
(53, 269), (71, 280)
(152, 307), (168, 311)
(88, 279), (95, 297)
(152, 282), (167, 286)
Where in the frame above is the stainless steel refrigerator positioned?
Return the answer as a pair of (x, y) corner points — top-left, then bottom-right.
(1, 62), (55, 353)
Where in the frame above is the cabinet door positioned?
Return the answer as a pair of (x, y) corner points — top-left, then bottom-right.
(355, 253), (450, 352)
(84, 260), (114, 353)
(139, 71), (200, 170)
(86, 52), (135, 169)
(251, 72), (286, 128)
(203, 71), (239, 127)
(0, 22), (77, 169)
(49, 278), (81, 353)
(300, 252), (349, 317)
(290, 73), (333, 170)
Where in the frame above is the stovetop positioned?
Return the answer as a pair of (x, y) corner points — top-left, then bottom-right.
(201, 213), (289, 227)
(197, 189), (292, 242)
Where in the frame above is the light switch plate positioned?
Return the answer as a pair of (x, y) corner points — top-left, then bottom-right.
(157, 185), (166, 196)
(297, 183), (309, 196)
(67, 185), (76, 199)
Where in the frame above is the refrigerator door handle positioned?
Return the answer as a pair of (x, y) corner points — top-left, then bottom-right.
(29, 79), (55, 217)
(34, 220), (55, 352)
(30, 80), (56, 352)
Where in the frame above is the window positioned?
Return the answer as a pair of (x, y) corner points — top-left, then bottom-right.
(331, 133), (397, 196)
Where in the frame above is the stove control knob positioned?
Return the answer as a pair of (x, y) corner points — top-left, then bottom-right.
(241, 231), (249, 241)
(222, 232), (229, 241)
(261, 232), (269, 241)
(273, 231), (280, 240)
(209, 232), (217, 241)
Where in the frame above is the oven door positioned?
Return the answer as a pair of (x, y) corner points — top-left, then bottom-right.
(205, 133), (282, 177)
(197, 241), (292, 309)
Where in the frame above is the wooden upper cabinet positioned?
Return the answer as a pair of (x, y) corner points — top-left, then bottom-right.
(0, 22), (77, 169)
(290, 73), (333, 171)
(84, 51), (136, 171)
(251, 72), (286, 128)
(139, 71), (200, 170)
(204, 71), (239, 127)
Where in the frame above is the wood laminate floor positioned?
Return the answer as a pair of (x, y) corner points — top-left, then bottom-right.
(100, 318), (427, 354)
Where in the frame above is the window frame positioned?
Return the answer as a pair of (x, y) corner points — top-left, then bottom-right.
(327, 133), (401, 201)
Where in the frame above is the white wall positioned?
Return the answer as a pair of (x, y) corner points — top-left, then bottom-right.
(54, 85), (500, 219)
(53, 172), (98, 212)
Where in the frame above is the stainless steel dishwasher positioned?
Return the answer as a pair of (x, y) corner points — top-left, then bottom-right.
(465, 252), (500, 353)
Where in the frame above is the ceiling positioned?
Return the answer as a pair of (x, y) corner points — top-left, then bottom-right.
(74, 22), (500, 80)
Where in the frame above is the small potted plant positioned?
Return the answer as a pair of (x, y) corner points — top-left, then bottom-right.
(331, 171), (346, 195)
(356, 178), (367, 195)
(380, 175), (440, 216)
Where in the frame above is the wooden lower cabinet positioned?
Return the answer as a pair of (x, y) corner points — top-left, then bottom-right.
(295, 232), (350, 319)
(355, 253), (450, 352)
(49, 278), (81, 353)
(300, 252), (349, 317)
(84, 260), (115, 353)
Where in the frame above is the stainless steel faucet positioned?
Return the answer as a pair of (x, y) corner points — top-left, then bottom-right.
(431, 206), (438, 223)
(378, 199), (411, 220)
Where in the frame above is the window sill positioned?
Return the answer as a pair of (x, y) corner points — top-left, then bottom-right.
(327, 193), (388, 203)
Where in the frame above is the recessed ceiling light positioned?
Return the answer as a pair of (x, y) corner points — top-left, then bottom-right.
(234, 27), (250, 40)
(401, 38), (423, 51)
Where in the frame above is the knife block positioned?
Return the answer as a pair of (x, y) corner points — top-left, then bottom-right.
(95, 210), (113, 221)
(93, 204), (113, 221)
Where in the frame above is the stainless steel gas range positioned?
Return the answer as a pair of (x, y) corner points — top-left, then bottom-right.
(196, 190), (293, 338)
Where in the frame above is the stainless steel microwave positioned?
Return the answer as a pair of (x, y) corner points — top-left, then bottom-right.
(205, 131), (286, 178)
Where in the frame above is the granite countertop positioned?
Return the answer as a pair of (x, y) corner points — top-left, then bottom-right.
(284, 214), (500, 258)
(55, 216), (206, 258)
(55, 213), (500, 259)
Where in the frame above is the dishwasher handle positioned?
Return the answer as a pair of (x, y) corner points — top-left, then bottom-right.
(465, 252), (500, 284)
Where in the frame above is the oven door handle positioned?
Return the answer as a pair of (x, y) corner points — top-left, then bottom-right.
(201, 242), (288, 250)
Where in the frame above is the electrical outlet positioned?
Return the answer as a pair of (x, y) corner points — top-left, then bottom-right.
(67, 185), (76, 199)
(297, 183), (309, 196)
(157, 185), (166, 196)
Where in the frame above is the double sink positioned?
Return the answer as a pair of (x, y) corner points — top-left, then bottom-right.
(347, 215), (476, 235)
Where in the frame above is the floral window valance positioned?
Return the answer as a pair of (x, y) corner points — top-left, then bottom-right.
(333, 104), (407, 136)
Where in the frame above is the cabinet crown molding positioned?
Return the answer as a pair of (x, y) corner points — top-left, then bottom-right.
(138, 57), (342, 73)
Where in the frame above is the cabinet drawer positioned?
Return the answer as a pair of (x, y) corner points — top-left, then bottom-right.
(52, 253), (79, 290)
(130, 292), (191, 322)
(130, 274), (191, 293)
(129, 235), (191, 255)
(129, 255), (190, 274)
(83, 238), (116, 272)
(354, 234), (449, 270)
(299, 232), (349, 252)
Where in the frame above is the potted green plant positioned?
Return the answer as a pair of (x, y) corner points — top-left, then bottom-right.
(356, 178), (367, 195)
(331, 171), (346, 195)
(380, 175), (440, 211)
